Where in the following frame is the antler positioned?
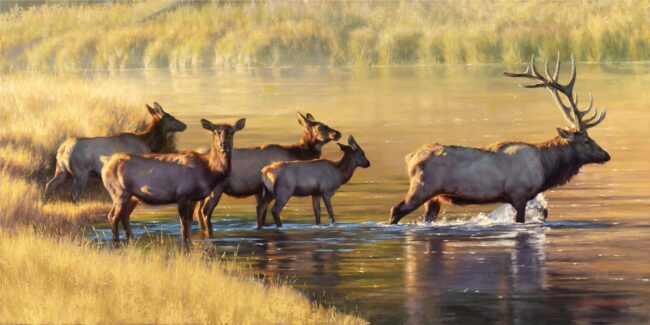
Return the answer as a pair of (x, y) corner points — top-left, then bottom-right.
(504, 53), (606, 131)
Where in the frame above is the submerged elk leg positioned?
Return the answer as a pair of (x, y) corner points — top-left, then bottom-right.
(510, 199), (527, 223)
(256, 191), (274, 230)
(199, 186), (224, 234)
(42, 169), (70, 203)
(270, 193), (291, 229)
(423, 198), (441, 223)
(312, 195), (322, 225)
(389, 186), (432, 224)
(178, 199), (196, 243)
(119, 198), (139, 240)
(255, 192), (271, 227)
(322, 194), (335, 224)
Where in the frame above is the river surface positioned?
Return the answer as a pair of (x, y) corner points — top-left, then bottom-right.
(89, 64), (650, 324)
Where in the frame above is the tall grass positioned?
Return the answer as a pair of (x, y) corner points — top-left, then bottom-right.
(1, 0), (648, 72)
(0, 74), (147, 230)
(0, 229), (363, 324)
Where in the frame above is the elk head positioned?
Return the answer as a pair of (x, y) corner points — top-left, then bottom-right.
(298, 112), (342, 144)
(337, 135), (371, 168)
(201, 118), (246, 153)
(504, 54), (610, 165)
(147, 102), (187, 133)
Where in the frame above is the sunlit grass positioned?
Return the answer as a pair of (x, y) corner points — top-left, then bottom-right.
(0, 228), (364, 324)
(1, 0), (648, 72)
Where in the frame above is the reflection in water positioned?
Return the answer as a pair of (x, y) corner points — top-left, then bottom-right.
(87, 65), (650, 324)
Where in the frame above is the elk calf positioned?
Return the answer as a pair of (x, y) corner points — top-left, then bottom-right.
(101, 118), (245, 242)
(259, 135), (370, 227)
(389, 54), (610, 224)
(43, 102), (186, 203)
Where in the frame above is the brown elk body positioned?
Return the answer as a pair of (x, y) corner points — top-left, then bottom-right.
(260, 135), (370, 227)
(100, 118), (245, 242)
(42, 102), (186, 203)
(195, 112), (341, 232)
(389, 55), (610, 224)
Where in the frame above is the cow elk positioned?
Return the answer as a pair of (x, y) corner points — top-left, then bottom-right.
(100, 118), (245, 242)
(195, 112), (341, 232)
(389, 54), (610, 224)
(43, 102), (186, 203)
(260, 135), (370, 227)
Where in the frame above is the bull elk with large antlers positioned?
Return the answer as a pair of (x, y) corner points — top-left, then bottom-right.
(389, 54), (610, 224)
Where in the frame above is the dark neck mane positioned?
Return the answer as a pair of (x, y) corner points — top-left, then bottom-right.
(137, 116), (169, 153)
(537, 136), (583, 191)
(335, 151), (358, 184)
(286, 130), (325, 160)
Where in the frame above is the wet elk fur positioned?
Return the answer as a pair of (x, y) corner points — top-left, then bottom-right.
(195, 112), (341, 232)
(42, 102), (186, 203)
(389, 54), (610, 224)
(260, 135), (370, 227)
(100, 118), (245, 242)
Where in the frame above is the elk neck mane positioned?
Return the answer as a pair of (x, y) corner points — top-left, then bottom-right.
(536, 136), (583, 191)
(136, 115), (173, 153)
(205, 142), (231, 187)
(285, 130), (324, 160)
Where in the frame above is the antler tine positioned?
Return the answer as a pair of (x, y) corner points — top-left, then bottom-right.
(585, 108), (607, 129)
(566, 55), (577, 93)
(583, 107), (599, 123)
(552, 51), (561, 81)
(548, 88), (578, 128)
(579, 93), (594, 117)
(529, 54), (541, 78)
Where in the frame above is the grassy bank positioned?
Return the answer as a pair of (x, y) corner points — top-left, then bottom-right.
(1, 0), (648, 72)
(0, 75), (363, 323)
(0, 229), (362, 324)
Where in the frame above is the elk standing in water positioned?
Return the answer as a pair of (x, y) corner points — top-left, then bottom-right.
(196, 112), (341, 232)
(260, 135), (370, 227)
(389, 55), (610, 224)
(42, 102), (186, 203)
(101, 118), (245, 242)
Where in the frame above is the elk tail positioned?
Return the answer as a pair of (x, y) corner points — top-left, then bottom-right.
(261, 169), (275, 195)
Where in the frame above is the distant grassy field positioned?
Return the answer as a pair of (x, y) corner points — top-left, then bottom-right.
(1, 0), (648, 72)
(0, 75), (362, 323)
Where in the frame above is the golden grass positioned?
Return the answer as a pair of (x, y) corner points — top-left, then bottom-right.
(1, 0), (649, 71)
(0, 229), (364, 324)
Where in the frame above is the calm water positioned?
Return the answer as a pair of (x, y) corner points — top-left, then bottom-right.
(89, 65), (650, 324)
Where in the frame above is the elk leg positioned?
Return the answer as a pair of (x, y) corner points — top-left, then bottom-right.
(322, 195), (335, 224)
(255, 192), (270, 227)
(312, 195), (322, 225)
(200, 187), (223, 234)
(424, 198), (441, 222)
(511, 200), (527, 223)
(195, 202), (206, 230)
(256, 192), (274, 230)
(178, 200), (195, 243)
(42, 169), (69, 203)
(120, 198), (139, 240)
(107, 205), (119, 241)
(389, 191), (429, 225)
(270, 195), (290, 229)
(71, 172), (89, 204)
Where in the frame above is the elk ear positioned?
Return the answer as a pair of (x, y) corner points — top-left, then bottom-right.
(336, 143), (349, 152)
(557, 128), (575, 140)
(201, 119), (215, 131)
(297, 112), (310, 127)
(153, 102), (165, 116)
(233, 118), (246, 132)
(146, 104), (157, 116)
(305, 113), (315, 122)
(348, 135), (359, 150)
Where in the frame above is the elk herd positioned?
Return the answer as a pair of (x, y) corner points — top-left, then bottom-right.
(42, 55), (610, 243)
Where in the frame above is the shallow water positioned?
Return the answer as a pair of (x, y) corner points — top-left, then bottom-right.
(89, 65), (650, 324)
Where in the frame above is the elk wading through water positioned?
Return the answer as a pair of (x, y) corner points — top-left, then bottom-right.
(389, 54), (610, 225)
